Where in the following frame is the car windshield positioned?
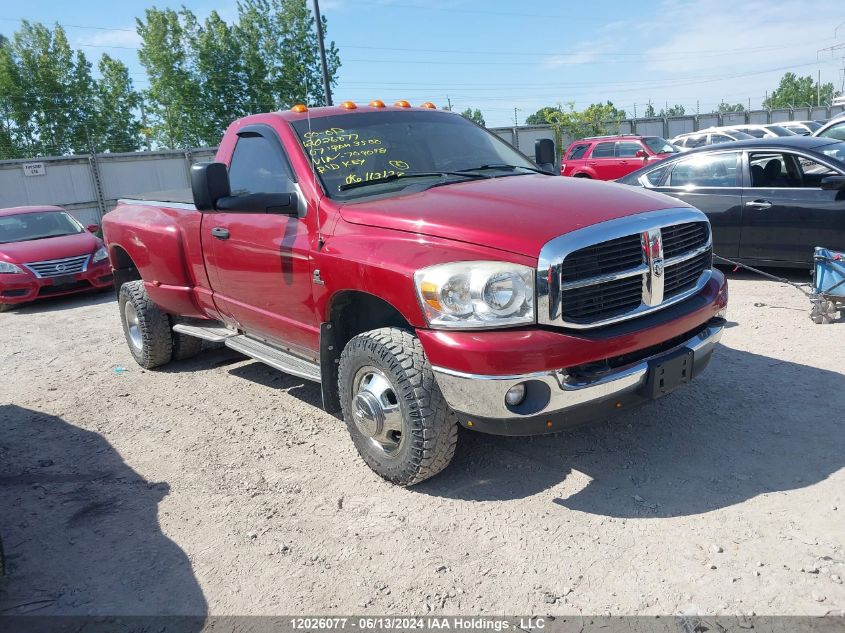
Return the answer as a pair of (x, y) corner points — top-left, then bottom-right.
(728, 131), (755, 139)
(0, 211), (84, 244)
(804, 121), (823, 132)
(643, 137), (679, 154)
(818, 121), (845, 141)
(766, 125), (796, 136)
(290, 110), (537, 200)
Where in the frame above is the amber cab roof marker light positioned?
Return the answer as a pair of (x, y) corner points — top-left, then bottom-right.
(340, 101), (357, 109)
(420, 102), (437, 109)
(394, 100), (411, 108)
(369, 99), (386, 108)
(291, 104), (308, 113)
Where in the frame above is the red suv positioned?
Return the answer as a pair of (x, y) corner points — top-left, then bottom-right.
(562, 135), (679, 180)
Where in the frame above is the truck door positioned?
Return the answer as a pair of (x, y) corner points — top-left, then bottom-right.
(203, 125), (318, 356)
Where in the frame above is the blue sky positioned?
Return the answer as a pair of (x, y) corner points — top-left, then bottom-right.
(2, 0), (844, 127)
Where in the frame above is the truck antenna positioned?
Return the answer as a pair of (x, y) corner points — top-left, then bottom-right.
(303, 73), (325, 249)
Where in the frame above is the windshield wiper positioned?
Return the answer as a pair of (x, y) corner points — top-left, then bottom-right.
(454, 164), (550, 175)
(338, 171), (490, 192)
(23, 233), (76, 241)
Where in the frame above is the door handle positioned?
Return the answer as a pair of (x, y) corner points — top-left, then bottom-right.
(211, 227), (230, 240)
(745, 199), (772, 210)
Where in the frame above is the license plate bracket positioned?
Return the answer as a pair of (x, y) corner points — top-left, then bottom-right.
(641, 347), (694, 399)
(52, 274), (77, 286)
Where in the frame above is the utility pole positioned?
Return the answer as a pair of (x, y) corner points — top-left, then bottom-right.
(513, 107), (521, 126)
(312, 0), (333, 106)
(446, 96), (452, 112)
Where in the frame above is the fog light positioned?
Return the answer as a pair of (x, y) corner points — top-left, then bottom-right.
(505, 383), (526, 407)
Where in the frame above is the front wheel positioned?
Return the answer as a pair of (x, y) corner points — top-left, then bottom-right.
(338, 327), (458, 486)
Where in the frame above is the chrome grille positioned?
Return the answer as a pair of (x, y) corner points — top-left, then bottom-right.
(538, 208), (713, 329)
(24, 255), (90, 278)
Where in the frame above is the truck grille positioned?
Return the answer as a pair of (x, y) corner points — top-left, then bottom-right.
(24, 255), (90, 278)
(538, 209), (713, 329)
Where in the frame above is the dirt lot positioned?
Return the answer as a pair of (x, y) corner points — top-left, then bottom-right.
(1, 273), (844, 617)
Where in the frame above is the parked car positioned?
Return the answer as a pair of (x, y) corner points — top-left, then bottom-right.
(102, 104), (728, 485)
(672, 129), (754, 150)
(617, 136), (845, 267)
(779, 121), (823, 135)
(812, 116), (845, 141)
(723, 124), (796, 138)
(0, 206), (113, 312)
(561, 135), (679, 179)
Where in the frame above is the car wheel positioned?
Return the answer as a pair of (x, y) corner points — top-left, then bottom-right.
(338, 327), (458, 486)
(574, 173), (592, 178)
(118, 280), (173, 369)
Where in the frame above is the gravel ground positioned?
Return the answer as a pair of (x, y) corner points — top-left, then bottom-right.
(1, 272), (844, 617)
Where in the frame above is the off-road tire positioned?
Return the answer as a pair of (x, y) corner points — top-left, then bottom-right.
(170, 321), (205, 361)
(118, 280), (172, 369)
(338, 327), (458, 486)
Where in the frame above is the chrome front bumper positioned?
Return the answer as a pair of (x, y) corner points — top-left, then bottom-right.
(432, 322), (723, 421)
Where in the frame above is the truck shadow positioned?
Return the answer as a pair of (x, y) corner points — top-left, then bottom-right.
(417, 345), (845, 513)
(0, 405), (207, 618)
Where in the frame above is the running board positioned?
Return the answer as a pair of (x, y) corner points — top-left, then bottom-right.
(172, 322), (238, 343)
(224, 335), (321, 383)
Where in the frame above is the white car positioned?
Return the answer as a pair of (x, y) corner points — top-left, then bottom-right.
(779, 121), (824, 136)
(812, 116), (845, 141)
(671, 128), (754, 150)
(723, 124), (797, 138)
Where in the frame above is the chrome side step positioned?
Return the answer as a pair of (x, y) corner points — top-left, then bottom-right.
(225, 335), (321, 383)
(172, 322), (238, 342)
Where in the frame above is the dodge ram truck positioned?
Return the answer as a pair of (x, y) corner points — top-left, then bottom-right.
(102, 101), (728, 485)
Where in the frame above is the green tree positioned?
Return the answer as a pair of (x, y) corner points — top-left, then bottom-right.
(235, 0), (341, 110)
(659, 104), (685, 117)
(94, 54), (141, 152)
(717, 101), (745, 113)
(460, 107), (485, 126)
(191, 10), (248, 142)
(526, 106), (559, 125)
(643, 101), (656, 117)
(763, 72), (838, 108)
(137, 8), (204, 148)
(0, 21), (98, 156)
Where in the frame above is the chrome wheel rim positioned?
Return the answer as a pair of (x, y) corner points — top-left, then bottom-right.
(351, 366), (405, 457)
(124, 301), (142, 352)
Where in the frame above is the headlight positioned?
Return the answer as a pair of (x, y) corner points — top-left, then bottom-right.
(0, 261), (24, 274)
(92, 246), (108, 263)
(414, 261), (535, 329)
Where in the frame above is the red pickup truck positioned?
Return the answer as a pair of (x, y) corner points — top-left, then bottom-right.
(103, 103), (728, 485)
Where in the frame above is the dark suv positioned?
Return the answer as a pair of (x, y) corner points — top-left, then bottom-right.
(562, 135), (679, 180)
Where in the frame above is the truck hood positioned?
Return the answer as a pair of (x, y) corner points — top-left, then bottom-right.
(338, 174), (686, 257)
(0, 231), (101, 263)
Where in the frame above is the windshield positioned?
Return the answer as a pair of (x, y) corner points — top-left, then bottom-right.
(0, 211), (84, 244)
(290, 111), (537, 200)
(643, 137), (679, 154)
(766, 125), (796, 136)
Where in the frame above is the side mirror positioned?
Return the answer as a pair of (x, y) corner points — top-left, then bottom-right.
(191, 162), (231, 211)
(86, 223), (100, 233)
(215, 192), (299, 215)
(821, 175), (845, 191)
(534, 138), (557, 174)
(635, 149), (649, 159)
